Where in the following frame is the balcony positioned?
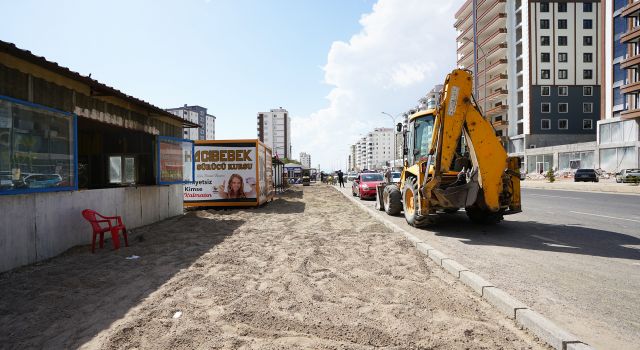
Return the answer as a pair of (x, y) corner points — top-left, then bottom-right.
(479, 58), (508, 77)
(484, 73), (508, 91)
(620, 108), (640, 120)
(485, 104), (508, 117)
(455, 0), (472, 19)
(477, 1), (506, 27)
(492, 119), (508, 128)
(620, 53), (640, 69)
(621, 80), (640, 94)
(620, 25), (640, 44)
(484, 88), (508, 103)
(480, 28), (508, 50)
(621, 1), (640, 17)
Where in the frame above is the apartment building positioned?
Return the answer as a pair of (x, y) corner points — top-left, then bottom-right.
(166, 105), (216, 140)
(351, 127), (395, 171)
(456, 0), (603, 173)
(600, 0), (640, 171)
(257, 107), (291, 159)
(299, 152), (311, 168)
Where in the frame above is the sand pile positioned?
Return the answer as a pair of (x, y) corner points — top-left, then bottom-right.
(0, 185), (545, 349)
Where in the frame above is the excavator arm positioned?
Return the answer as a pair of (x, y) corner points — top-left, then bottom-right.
(424, 69), (520, 214)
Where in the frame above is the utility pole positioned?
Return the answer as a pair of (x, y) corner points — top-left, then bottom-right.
(381, 112), (401, 170)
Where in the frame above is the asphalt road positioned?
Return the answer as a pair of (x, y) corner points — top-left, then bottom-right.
(337, 183), (640, 350)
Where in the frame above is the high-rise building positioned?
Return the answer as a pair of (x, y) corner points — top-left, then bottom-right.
(257, 107), (291, 158)
(166, 105), (216, 140)
(299, 152), (311, 168)
(351, 127), (395, 171)
(600, 0), (640, 171)
(456, 1), (603, 173)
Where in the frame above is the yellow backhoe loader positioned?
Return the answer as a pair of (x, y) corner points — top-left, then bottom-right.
(379, 69), (521, 226)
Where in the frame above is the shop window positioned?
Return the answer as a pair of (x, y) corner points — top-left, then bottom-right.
(0, 96), (76, 194)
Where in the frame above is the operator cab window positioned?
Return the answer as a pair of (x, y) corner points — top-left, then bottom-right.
(413, 115), (435, 162)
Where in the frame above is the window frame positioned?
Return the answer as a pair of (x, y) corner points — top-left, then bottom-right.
(583, 19), (593, 29)
(541, 119), (551, 130)
(583, 119), (593, 130)
(541, 86), (551, 96)
(583, 36), (593, 46)
(558, 69), (568, 80)
(541, 36), (550, 46)
(583, 52), (593, 63)
(558, 19), (568, 29)
(558, 3), (567, 12)
(558, 86), (568, 96)
(0, 95), (78, 196)
(583, 86), (593, 96)
(583, 102), (594, 113)
(583, 69), (593, 79)
(583, 3), (593, 12)
(558, 52), (568, 62)
(540, 19), (550, 29)
(541, 3), (549, 12)
(541, 52), (551, 62)
(558, 36), (568, 46)
(558, 119), (569, 130)
(541, 103), (551, 113)
(541, 69), (551, 79)
(558, 103), (569, 114)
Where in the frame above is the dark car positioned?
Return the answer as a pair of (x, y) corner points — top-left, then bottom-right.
(574, 169), (599, 182)
(352, 172), (385, 199)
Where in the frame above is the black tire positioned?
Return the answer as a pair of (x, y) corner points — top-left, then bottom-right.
(384, 185), (402, 215)
(443, 208), (459, 214)
(465, 206), (503, 225)
(352, 189), (357, 196)
(402, 177), (430, 227)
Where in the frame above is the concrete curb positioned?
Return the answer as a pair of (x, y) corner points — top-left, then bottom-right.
(521, 181), (640, 195)
(334, 185), (596, 350)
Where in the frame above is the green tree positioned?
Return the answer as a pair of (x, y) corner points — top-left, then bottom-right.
(546, 168), (555, 183)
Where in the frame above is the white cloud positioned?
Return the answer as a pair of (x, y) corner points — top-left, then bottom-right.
(291, 0), (464, 171)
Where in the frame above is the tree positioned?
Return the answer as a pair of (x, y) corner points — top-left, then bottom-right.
(546, 168), (555, 183)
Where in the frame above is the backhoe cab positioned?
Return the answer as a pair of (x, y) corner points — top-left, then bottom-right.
(380, 69), (521, 226)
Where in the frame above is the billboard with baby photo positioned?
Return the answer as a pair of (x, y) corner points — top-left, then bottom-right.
(184, 142), (257, 203)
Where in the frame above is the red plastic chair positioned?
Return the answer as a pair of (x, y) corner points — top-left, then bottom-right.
(82, 209), (129, 253)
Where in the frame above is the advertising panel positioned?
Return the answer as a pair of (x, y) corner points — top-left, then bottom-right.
(158, 137), (194, 184)
(185, 142), (257, 203)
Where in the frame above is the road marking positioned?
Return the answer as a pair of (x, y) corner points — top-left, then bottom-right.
(527, 194), (583, 200)
(569, 211), (640, 223)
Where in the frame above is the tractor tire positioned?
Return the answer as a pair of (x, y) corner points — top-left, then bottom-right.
(383, 185), (402, 216)
(402, 177), (430, 227)
(465, 206), (503, 225)
(443, 208), (459, 214)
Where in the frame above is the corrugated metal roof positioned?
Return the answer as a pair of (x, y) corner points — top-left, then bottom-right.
(0, 40), (199, 128)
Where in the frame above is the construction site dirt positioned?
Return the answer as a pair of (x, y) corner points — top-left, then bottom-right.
(0, 185), (547, 349)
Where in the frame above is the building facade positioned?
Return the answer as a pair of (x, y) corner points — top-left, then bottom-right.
(299, 152), (311, 168)
(351, 127), (395, 171)
(257, 107), (291, 159)
(166, 105), (215, 141)
(456, 0), (604, 173)
(599, 0), (640, 171)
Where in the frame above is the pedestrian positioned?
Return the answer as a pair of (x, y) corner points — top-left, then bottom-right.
(384, 168), (392, 184)
(338, 170), (345, 188)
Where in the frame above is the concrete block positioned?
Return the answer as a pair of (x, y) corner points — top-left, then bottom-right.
(482, 287), (528, 319)
(168, 184), (184, 217)
(441, 259), (469, 278)
(427, 249), (448, 265)
(459, 271), (494, 296)
(516, 309), (580, 350)
(415, 242), (434, 256)
(0, 194), (37, 272)
(566, 342), (596, 350)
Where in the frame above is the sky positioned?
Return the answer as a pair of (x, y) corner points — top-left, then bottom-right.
(1, 0), (464, 171)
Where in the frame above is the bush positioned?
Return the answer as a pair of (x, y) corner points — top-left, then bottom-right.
(546, 169), (555, 183)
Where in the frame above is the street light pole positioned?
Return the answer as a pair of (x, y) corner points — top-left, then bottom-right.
(381, 112), (400, 171)
(462, 37), (487, 115)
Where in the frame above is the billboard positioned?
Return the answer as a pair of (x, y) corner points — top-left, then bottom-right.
(185, 143), (257, 203)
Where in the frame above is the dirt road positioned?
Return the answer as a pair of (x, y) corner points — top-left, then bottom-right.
(0, 184), (546, 349)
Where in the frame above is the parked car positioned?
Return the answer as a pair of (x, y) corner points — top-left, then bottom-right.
(0, 174), (14, 190)
(347, 172), (357, 182)
(390, 171), (401, 184)
(616, 168), (640, 183)
(574, 169), (599, 182)
(352, 172), (385, 199)
(23, 173), (63, 188)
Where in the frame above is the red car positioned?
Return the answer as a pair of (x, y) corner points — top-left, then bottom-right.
(352, 172), (385, 199)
